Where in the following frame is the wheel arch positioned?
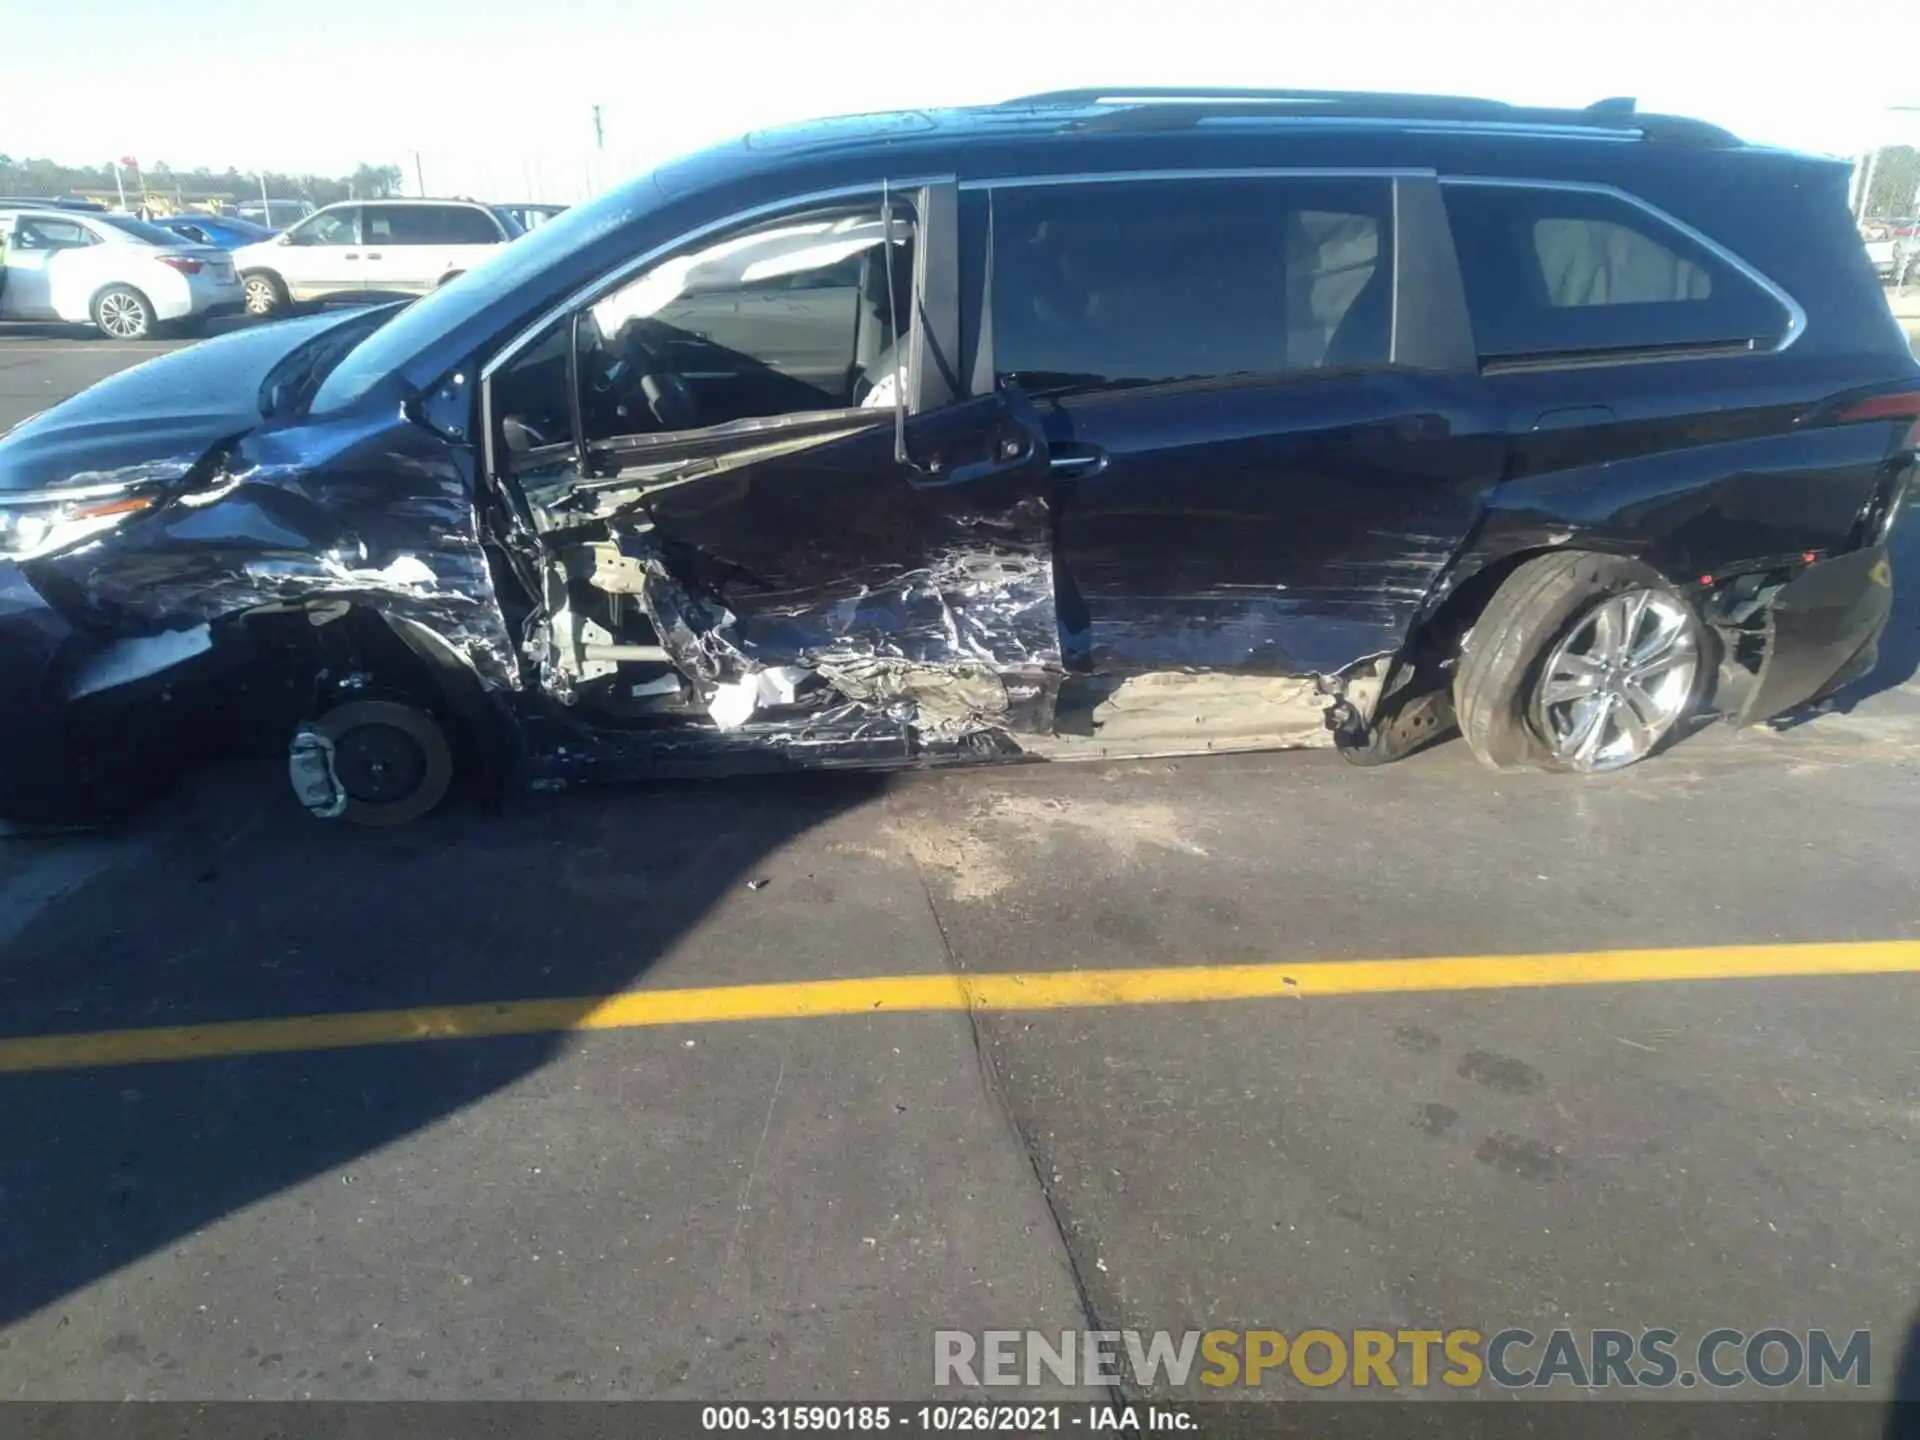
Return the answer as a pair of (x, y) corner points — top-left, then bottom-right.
(240, 268), (289, 305)
(372, 610), (521, 794)
(1414, 529), (1654, 659)
(86, 279), (155, 323)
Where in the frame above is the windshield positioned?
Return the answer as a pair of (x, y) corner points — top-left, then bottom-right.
(92, 213), (199, 246)
(309, 173), (665, 414)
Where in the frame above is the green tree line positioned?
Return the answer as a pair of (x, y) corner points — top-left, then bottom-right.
(1863, 146), (1920, 219)
(0, 156), (405, 207)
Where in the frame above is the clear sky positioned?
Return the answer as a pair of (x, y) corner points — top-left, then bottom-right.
(5, 0), (1916, 181)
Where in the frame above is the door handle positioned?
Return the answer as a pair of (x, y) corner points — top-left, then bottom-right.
(1048, 443), (1107, 476)
(344, 252), (360, 260)
(1530, 405), (1616, 431)
(912, 434), (1037, 488)
(364, 252), (382, 260)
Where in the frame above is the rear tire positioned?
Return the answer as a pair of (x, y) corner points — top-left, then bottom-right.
(91, 285), (155, 339)
(242, 271), (288, 317)
(1454, 551), (1706, 773)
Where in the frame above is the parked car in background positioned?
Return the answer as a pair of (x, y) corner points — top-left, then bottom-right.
(235, 199), (315, 231)
(498, 203), (567, 233)
(1866, 233), (1899, 278)
(231, 198), (520, 316)
(0, 207), (242, 338)
(149, 214), (277, 250)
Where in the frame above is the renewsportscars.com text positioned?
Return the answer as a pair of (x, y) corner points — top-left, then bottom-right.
(933, 1327), (1871, 1391)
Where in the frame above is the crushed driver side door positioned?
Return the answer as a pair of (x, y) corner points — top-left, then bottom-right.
(539, 392), (1061, 736)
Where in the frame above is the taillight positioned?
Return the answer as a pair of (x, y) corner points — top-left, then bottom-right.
(1835, 391), (1920, 422)
(156, 255), (204, 275)
(1833, 389), (1920, 451)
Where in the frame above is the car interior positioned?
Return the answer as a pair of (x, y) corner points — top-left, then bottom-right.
(495, 207), (915, 460)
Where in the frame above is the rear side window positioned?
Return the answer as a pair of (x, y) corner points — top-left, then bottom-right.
(11, 217), (97, 250)
(1442, 182), (1791, 362)
(989, 177), (1393, 393)
(365, 205), (499, 244)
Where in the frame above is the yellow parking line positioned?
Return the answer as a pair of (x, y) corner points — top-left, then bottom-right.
(2, 940), (1918, 1074)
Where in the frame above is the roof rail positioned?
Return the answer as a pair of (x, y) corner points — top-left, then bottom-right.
(997, 87), (1733, 144)
(1005, 86), (1518, 111)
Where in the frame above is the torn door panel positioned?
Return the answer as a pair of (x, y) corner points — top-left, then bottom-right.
(569, 393), (1059, 734)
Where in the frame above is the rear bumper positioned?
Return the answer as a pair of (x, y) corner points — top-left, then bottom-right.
(167, 277), (245, 322)
(1734, 542), (1896, 724)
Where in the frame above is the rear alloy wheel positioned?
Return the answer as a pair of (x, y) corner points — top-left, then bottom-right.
(91, 286), (155, 339)
(242, 272), (287, 317)
(1532, 589), (1700, 771)
(1454, 552), (1705, 773)
(293, 699), (454, 826)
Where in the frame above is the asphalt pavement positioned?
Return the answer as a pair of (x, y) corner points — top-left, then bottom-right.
(3, 324), (1920, 1421)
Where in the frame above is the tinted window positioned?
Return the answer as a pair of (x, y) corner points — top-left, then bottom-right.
(91, 213), (190, 245)
(989, 178), (1392, 393)
(290, 208), (358, 246)
(491, 201), (915, 451)
(368, 204), (501, 245)
(1442, 183), (1790, 361)
(159, 220), (211, 245)
(12, 217), (96, 250)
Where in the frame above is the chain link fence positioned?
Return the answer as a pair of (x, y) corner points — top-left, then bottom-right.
(406, 147), (657, 207)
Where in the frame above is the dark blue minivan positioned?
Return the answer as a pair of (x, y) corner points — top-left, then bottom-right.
(0, 89), (1910, 823)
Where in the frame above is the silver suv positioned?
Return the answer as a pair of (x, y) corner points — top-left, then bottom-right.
(230, 198), (518, 315)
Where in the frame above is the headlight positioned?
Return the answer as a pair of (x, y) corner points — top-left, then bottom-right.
(0, 484), (160, 560)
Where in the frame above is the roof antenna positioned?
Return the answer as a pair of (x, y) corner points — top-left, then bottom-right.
(881, 181), (913, 468)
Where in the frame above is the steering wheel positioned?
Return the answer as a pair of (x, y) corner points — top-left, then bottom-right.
(640, 372), (698, 431)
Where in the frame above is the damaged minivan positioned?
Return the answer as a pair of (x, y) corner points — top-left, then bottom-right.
(0, 88), (1912, 825)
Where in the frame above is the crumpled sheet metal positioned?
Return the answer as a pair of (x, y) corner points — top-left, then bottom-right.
(723, 545), (1061, 674)
(630, 544), (750, 685)
(28, 424), (521, 692)
(617, 525), (1049, 737)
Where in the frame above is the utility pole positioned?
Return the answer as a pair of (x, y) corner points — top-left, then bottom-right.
(414, 151), (427, 198)
(592, 104), (605, 151)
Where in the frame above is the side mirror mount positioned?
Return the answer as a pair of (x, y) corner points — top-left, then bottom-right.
(276, 231), (294, 246)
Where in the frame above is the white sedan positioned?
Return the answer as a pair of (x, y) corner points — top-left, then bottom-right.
(0, 208), (244, 339)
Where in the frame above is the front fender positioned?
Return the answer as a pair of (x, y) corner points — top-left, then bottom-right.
(27, 406), (521, 694)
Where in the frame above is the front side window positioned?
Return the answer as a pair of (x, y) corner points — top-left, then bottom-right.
(491, 199), (915, 456)
(989, 177), (1393, 394)
(289, 208), (358, 246)
(1442, 183), (1789, 361)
